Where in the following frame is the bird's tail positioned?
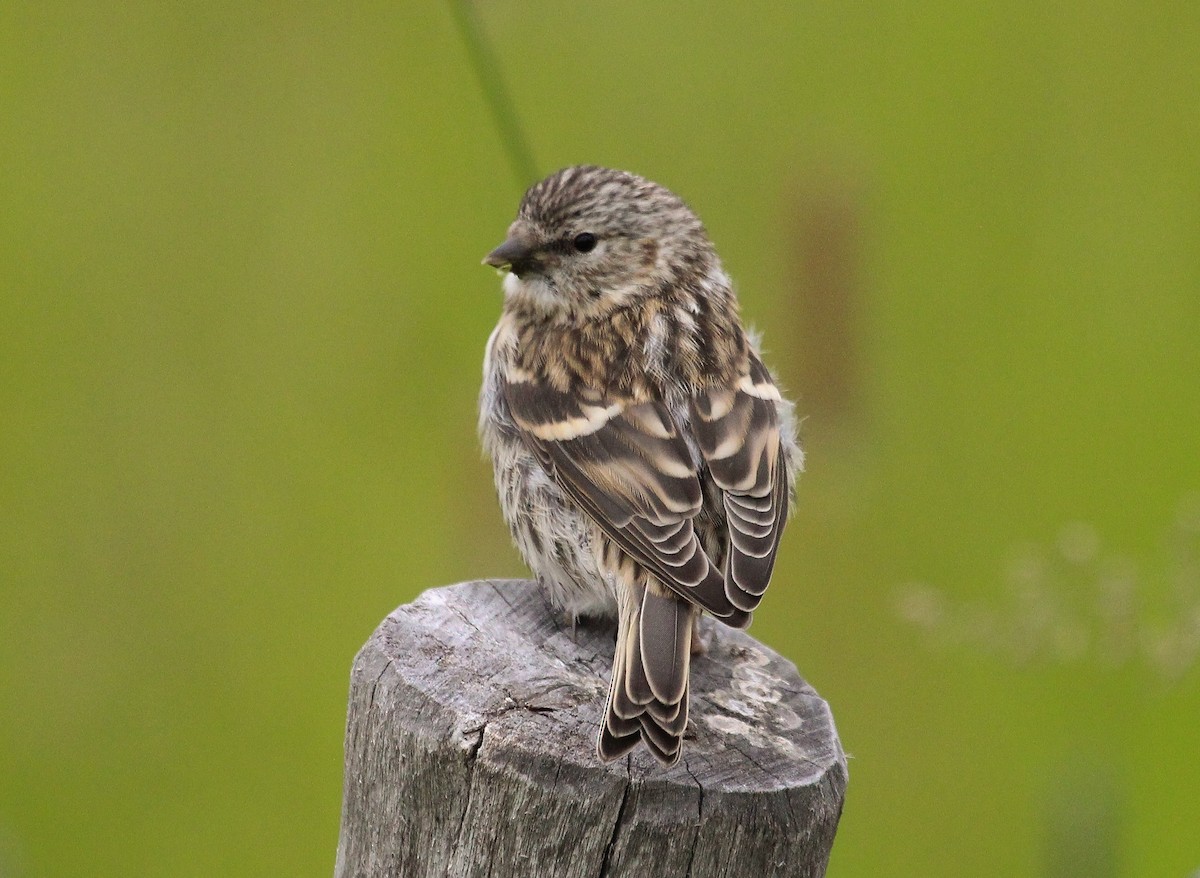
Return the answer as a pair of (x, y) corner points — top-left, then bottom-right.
(597, 581), (695, 766)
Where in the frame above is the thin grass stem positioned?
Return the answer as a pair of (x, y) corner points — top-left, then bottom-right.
(447, 0), (539, 190)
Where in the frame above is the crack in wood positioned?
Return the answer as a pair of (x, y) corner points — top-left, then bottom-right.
(449, 721), (487, 871)
(682, 757), (705, 878)
(595, 774), (632, 878)
(367, 659), (394, 710)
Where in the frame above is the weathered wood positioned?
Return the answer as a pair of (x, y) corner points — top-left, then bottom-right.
(335, 580), (847, 878)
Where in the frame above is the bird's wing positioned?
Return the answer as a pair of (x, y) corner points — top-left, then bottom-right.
(689, 353), (789, 612)
(502, 374), (748, 626)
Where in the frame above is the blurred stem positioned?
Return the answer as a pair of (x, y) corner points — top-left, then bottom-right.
(447, 0), (539, 190)
(1044, 759), (1122, 878)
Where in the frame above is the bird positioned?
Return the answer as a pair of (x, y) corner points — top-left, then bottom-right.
(478, 165), (800, 766)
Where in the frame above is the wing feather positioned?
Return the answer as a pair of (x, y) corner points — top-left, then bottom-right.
(504, 378), (748, 624)
(691, 354), (789, 612)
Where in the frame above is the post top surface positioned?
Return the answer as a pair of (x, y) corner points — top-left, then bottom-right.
(363, 579), (845, 792)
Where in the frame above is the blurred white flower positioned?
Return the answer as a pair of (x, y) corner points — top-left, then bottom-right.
(896, 496), (1200, 685)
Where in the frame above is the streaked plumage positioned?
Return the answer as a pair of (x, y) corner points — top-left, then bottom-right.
(479, 166), (800, 765)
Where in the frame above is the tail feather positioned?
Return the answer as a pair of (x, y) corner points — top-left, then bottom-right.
(645, 679), (689, 733)
(597, 582), (695, 767)
(640, 722), (682, 764)
(638, 679), (690, 756)
(622, 621), (655, 707)
(597, 722), (640, 762)
(639, 590), (691, 704)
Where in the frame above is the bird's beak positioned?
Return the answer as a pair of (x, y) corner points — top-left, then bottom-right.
(482, 224), (537, 276)
(482, 238), (532, 270)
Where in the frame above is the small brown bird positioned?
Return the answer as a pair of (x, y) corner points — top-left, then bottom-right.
(479, 166), (800, 766)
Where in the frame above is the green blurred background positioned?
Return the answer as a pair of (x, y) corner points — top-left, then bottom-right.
(2, 2), (1198, 875)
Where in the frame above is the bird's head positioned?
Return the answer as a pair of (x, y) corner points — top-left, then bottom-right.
(484, 166), (716, 318)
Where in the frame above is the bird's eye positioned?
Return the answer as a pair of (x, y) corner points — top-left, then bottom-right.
(572, 232), (597, 253)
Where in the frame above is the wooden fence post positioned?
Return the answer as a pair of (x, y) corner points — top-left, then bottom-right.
(334, 580), (847, 877)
